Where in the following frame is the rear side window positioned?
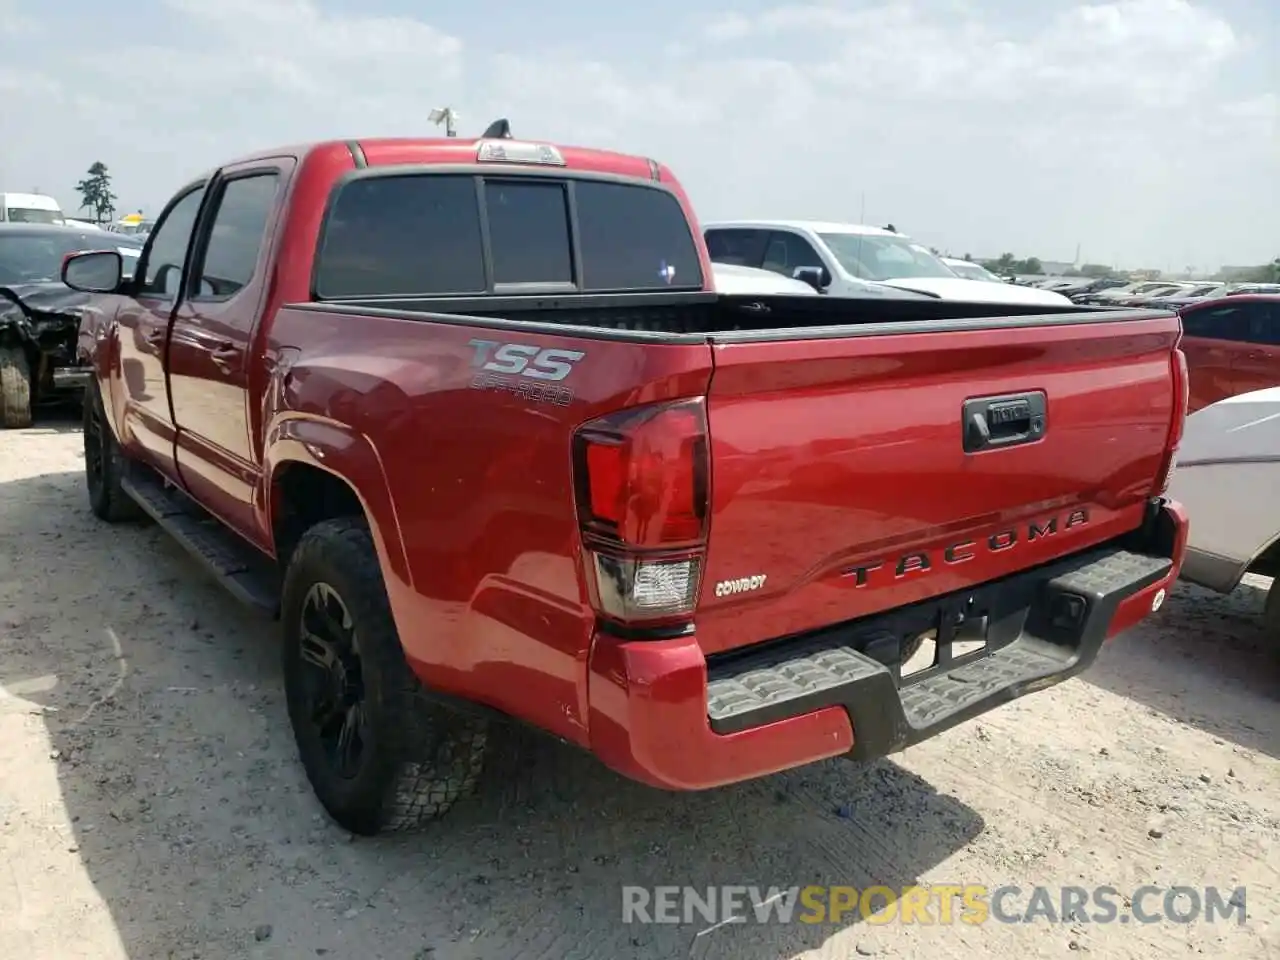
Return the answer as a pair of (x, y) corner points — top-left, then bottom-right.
(313, 173), (702, 298)
(705, 228), (768, 267)
(315, 175), (485, 298)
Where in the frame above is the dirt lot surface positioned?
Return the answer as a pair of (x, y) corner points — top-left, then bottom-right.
(1, 417), (1277, 960)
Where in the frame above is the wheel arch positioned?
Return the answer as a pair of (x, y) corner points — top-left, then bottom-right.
(262, 414), (411, 588)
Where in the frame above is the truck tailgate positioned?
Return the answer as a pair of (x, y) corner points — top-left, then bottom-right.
(696, 314), (1180, 656)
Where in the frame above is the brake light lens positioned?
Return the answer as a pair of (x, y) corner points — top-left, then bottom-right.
(573, 398), (710, 624)
(576, 399), (709, 547)
(476, 139), (566, 166)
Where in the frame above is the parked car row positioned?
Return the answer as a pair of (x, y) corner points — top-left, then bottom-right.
(705, 220), (1075, 306)
(1008, 274), (1280, 309)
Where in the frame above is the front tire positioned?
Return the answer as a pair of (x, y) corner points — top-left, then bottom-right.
(281, 517), (488, 835)
(83, 379), (143, 523)
(0, 344), (32, 429)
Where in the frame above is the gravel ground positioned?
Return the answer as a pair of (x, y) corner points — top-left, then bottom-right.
(0, 414), (1277, 960)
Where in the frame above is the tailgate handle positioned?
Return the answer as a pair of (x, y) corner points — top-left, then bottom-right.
(963, 391), (1046, 453)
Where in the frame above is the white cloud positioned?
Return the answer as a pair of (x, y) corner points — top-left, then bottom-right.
(1, 0), (1274, 267)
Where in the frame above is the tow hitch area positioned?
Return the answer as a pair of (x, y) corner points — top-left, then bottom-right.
(704, 545), (1173, 760)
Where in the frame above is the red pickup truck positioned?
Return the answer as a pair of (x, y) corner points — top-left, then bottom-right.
(63, 129), (1190, 836)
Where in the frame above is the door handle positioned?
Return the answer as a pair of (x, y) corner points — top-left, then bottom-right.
(209, 341), (238, 371)
(962, 391), (1048, 453)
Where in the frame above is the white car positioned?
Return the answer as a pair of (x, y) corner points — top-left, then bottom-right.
(941, 257), (1008, 284)
(58, 217), (103, 230)
(703, 220), (1074, 307)
(1167, 386), (1280, 638)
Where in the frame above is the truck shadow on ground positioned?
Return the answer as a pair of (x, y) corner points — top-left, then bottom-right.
(12, 401), (82, 436)
(0, 469), (983, 960)
(1082, 578), (1278, 760)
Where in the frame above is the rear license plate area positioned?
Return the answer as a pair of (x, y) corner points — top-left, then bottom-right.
(858, 592), (997, 686)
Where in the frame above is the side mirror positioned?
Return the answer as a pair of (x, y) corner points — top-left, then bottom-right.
(793, 266), (831, 292)
(62, 250), (123, 293)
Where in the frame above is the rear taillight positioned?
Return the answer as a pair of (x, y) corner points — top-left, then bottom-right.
(572, 398), (710, 625)
(1154, 346), (1189, 495)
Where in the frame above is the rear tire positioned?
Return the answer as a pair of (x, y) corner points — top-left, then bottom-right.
(1263, 578), (1280, 646)
(83, 379), (143, 523)
(281, 517), (487, 835)
(0, 344), (32, 429)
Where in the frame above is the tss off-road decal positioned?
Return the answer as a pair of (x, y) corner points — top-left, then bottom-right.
(467, 339), (585, 406)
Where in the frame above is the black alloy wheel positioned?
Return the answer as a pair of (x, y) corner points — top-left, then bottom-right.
(297, 581), (369, 780)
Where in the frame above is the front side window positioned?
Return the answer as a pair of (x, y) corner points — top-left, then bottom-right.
(1244, 303), (1280, 346)
(140, 186), (206, 297)
(761, 232), (825, 278)
(194, 174), (279, 298)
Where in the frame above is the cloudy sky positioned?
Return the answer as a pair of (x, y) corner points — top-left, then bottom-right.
(2, 0), (1275, 271)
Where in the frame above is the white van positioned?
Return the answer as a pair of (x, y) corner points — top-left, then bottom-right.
(0, 192), (64, 224)
(704, 220), (1074, 306)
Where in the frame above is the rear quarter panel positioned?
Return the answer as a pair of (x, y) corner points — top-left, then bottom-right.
(264, 306), (714, 744)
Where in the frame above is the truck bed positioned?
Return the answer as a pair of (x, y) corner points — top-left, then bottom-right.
(291, 290), (1156, 341)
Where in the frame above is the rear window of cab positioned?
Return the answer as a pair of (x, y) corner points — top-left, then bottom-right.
(313, 173), (704, 299)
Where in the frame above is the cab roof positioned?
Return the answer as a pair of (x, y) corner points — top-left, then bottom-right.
(211, 136), (670, 185)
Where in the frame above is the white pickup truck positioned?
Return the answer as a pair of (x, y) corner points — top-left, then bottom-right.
(705, 219), (1074, 306)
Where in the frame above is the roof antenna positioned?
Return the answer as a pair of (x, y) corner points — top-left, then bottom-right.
(481, 118), (513, 139)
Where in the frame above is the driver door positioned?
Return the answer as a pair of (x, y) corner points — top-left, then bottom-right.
(110, 181), (207, 477)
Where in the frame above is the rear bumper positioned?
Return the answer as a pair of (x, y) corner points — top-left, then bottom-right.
(1178, 546), (1244, 595)
(586, 498), (1187, 790)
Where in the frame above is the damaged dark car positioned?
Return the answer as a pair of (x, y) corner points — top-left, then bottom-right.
(0, 223), (141, 427)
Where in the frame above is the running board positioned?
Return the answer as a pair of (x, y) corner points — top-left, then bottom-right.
(121, 468), (280, 616)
